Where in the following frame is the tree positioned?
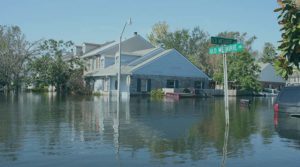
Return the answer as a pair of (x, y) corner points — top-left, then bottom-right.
(213, 32), (261, 92)
(148, 21), (169, 47)
(148, 23), (261, 91)
(260, 42), (277, 63)
(0, 25), (39, 91)
(148, 22), (213, 76)
(29, 39), (84, 93)
(274, 0), (300, 79)
(228, 51), (261, 91)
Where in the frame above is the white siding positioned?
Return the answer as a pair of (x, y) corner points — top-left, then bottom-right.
(105, 57), (115, 68)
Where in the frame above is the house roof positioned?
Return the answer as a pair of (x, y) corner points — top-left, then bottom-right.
(82, 35), (154, 59)
(62, 52), (75, 61)
(258, 63), (285, 83)
(88, 48), (210, 79)
(87, 49), (173, 77)
(83, 42), (103, 46)
(83, 35), (209, 79)
(130, 49), (172, 72)
(130, 49), (210, 79)
(81, 41), (115, 56)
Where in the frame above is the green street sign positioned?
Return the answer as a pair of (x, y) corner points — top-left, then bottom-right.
(211, 36), (237, 45)
(209, 43), (244, 55)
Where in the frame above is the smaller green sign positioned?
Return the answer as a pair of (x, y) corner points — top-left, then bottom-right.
(211, 37), (237, 45)
(209, 43), (244, 55)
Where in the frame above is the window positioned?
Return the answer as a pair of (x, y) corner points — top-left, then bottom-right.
(166, 80), (178, 88)
(100, 58), (105, 68)
(96, 57), (100, 69)
(194, 81), (203, 89)
(90, 59), (94, 70)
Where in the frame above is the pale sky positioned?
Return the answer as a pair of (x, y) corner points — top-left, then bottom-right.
(0, 0), (281, 51)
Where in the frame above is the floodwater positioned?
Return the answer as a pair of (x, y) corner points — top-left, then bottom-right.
(0, 93), (299, 167)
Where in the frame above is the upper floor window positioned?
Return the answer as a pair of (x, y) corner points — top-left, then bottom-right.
(90, 59), (94, 70)
(96, 57), (100, 69)
(100, 58), (105, 68)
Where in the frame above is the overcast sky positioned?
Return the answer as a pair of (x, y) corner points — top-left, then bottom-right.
(0, 0), (281, 51)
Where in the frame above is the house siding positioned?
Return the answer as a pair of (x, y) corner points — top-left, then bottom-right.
(130, 75), (209, 94)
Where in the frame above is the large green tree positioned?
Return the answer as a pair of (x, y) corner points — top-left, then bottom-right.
(0, 25), (38, 91)
(274, 0), (300, 79)
(148, 22), (213, 76)
(148, 23), (261, 91)
(260, 42), (277, 64)
(29, 39), (84, 93)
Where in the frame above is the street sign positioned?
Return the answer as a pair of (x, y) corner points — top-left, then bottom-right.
(211, 37), (237, 45)
(209, 43), (244, 55)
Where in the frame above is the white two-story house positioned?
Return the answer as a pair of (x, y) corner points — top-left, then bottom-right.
(76, 33), (210, 97)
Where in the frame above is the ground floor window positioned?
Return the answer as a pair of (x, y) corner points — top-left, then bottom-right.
(136, 78), (152, 92)
(166, 80), (178, 88)
(194, 81), (203, 89)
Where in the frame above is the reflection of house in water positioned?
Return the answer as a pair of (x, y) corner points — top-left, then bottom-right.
(63, 97), (267, 160)
(1, 94), (283, 164)
(63, 96), (212, 150)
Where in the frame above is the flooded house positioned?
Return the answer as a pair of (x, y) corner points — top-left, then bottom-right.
(76, 33), (210, 97)
(258, 63), (285, 89)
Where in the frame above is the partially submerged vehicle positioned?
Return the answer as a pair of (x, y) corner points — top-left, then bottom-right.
(273, 86), (300, 116)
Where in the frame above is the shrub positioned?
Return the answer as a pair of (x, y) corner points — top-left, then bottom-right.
(150, 89), (164, 98)
(92, 92), (101, 96)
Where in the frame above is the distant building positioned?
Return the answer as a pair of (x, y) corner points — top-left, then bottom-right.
(286, 70), (300, 86)
(258, 63), (285, 89)
(75, 33), (210, 97)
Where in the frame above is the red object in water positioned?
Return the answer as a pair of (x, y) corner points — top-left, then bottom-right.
(273, 103), (279, 127)
(273, 103), (279, 113)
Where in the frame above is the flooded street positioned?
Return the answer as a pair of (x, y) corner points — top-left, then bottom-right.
(0, 93), (299, 167)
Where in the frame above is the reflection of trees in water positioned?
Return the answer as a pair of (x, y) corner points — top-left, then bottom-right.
(0, 94), (29, 161)
(65, 96), (275, 162)
(125, 97), (274, 161)
(0, 94), (278, 163)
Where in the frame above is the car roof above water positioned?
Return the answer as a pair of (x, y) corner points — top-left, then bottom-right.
(276, 86), (300, 105)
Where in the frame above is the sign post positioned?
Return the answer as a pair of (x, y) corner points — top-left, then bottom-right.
(209, 37), (244, 125)
(222, 47), (229, 124)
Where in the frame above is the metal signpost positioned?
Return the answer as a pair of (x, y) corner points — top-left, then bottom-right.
(209, 37), (244, 125)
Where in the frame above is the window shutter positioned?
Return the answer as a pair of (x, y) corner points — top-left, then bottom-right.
(147, 79), (151, 92)
(137, 78), (141, 92)
(175, 80), (179, 88)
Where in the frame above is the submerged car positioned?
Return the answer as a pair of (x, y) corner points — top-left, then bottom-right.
(274, 86), (300, 116)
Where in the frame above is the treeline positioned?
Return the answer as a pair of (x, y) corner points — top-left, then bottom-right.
(148, 22), (278, 91)
(0, 23), (279, 93)
(0, 25), (86, 94)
